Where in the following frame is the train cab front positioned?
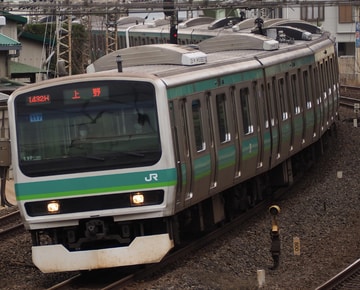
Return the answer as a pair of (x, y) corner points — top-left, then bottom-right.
(8, 76), (177, 272)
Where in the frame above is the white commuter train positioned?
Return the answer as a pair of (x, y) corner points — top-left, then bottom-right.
(7, 18), (339, 272)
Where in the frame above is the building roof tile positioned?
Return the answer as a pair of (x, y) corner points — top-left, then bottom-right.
(9, 61), (47, 74)
(0, 33), (21, 50)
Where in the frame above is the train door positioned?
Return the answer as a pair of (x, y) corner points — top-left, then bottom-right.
(287, 70), (304, 153)
(233, 83), (259, 181)
(253, 81), (272, 173)
(300, 67), (316, 145)
(184, 94), (213, 204)
(266, 78), (281, 168)
(231, 86), (242, 180)
(320, 61), (330, 130)
(276, 75), (292, 160)
(331, 54), (340, 113)
(312, 66), (323, 139)
(325, 57), (336, 122)
(206, 88), (236, 192)
(169, 99), (193, 211)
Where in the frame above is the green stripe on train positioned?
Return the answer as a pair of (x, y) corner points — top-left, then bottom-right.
(167, 54), (314, 99)
(193, 154), (211, 180)
(167, 69), (263, 99)
(265, 55), (314, 76)
(15, 168), (177, 201)
(218, 145), (236, 170)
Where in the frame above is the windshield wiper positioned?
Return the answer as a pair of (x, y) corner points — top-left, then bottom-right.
(77, 155), (105, 161)
(124, 151), (145, 157)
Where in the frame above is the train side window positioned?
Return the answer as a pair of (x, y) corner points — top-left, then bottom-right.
(192, 99), (205, 152)
(278, 78), (288, 120)
(290, 73), (301, 114)
(303, 69), (312, 109)
(239, 87), (253, 135)
(216, 93), (230, 143)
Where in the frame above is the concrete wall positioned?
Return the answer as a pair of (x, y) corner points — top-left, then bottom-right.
(338, 56), (360, 86)
(17, 38), (47, 82)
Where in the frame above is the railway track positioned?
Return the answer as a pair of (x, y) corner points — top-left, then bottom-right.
(47, 196), (275, 289)
(340, 85), (360, 109)
(340, 85), (360, 99)
(316, 259), (360, 290)
(0, 208), (24, 238)
(339, 96), (360, 109)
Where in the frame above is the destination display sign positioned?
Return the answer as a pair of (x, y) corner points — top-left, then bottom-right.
(63, 86), (109, 104)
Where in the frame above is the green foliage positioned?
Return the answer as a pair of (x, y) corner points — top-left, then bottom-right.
(23, 23), (55, 37)
(23, 23), (88, 75)
(71, 24), (88, 74)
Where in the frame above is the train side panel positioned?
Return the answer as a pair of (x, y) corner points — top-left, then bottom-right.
(167, 36), (338, 214)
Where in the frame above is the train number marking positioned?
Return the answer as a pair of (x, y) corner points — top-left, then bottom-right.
(145, 173), (158, 182)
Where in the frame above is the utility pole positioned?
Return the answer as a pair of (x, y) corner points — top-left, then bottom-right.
(105, 9), (119, 54)
(56, 11), (72, 76)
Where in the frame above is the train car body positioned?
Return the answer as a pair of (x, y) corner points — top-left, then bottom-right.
(94, 15), (258, 52)
(8, 19), (339, 273)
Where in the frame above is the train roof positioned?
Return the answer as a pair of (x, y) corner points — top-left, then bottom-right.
(87, 32), (280, 73)
(87, 18), (333, 78)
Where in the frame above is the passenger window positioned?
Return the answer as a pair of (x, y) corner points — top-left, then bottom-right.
(240, 87), (253, 134)
(192, 99), (205, 152)
(216, 93), (230, 143)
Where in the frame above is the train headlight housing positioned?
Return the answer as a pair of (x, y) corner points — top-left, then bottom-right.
(130, 192), (145, 206)
(47, 201), (60, 213)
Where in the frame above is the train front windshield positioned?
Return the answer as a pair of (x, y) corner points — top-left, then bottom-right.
(14, 80), (161, 177)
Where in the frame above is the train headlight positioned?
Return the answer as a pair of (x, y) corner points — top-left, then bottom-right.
(47, 201), (60, 213)
(130, 192), (144, 206)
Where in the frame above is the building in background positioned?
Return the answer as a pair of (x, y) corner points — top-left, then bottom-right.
(279, 3), (357, 85)
(1, 1), (360, 85)
(0, 11), (47, 93)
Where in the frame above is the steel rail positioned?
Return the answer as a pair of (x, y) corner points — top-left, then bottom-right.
(0, 209), (24, 238)
(316, 259), (360, 290)
(339, 96), (360, 109)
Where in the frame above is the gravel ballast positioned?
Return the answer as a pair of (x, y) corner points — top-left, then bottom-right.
(0, 106), (359, 290)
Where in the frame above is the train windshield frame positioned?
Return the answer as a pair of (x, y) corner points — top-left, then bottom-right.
(14, 80), (161, 177)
